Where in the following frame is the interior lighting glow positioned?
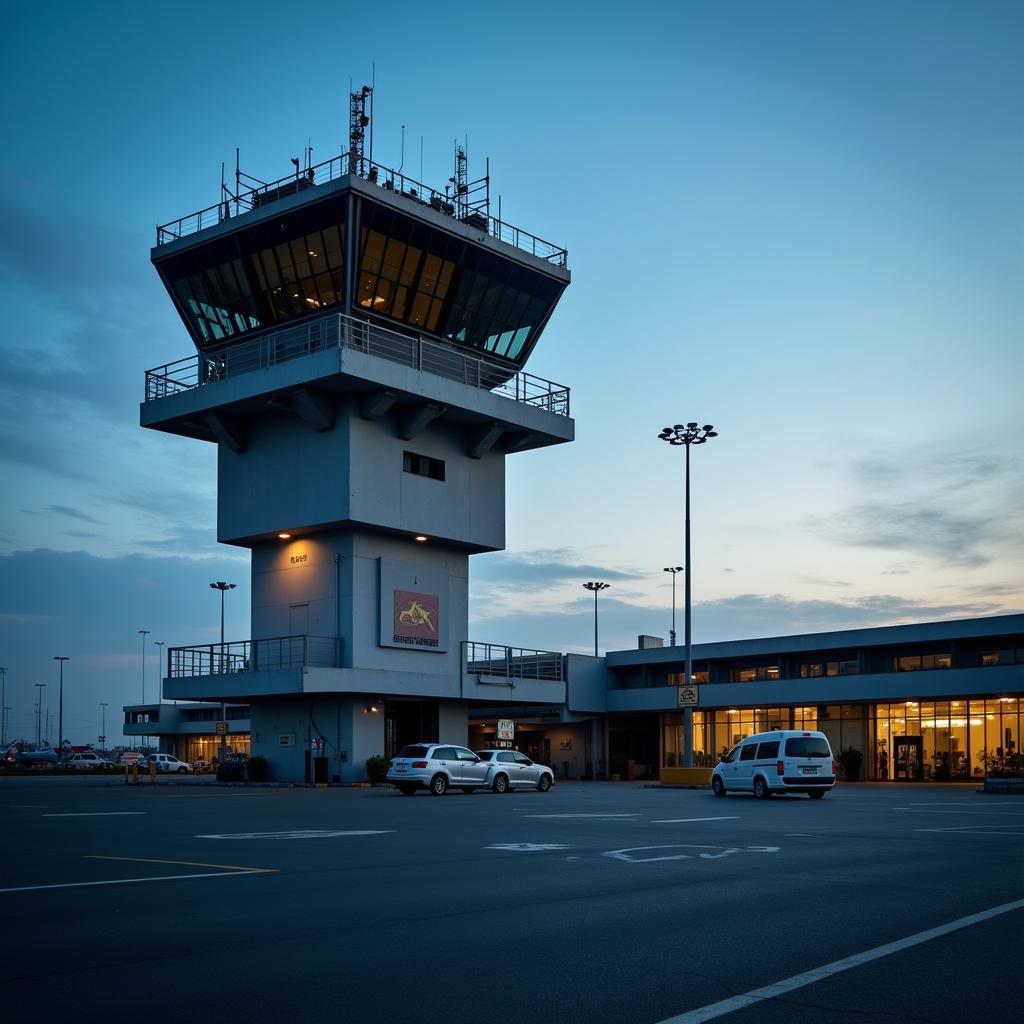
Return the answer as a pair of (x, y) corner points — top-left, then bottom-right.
(278, 532), (292, 539)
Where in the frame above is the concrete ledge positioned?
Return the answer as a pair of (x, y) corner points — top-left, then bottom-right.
(660, 767), (714, 786)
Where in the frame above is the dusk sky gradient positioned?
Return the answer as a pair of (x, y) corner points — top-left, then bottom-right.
(0, 0), (1021, 745)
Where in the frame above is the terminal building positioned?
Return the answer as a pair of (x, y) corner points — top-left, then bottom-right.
(139, 98), (1021, 785)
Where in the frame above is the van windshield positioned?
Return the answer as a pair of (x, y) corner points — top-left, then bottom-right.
(785, 738), (831, 758)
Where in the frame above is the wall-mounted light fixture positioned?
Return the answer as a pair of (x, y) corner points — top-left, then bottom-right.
(364, 704), (381, 715)
(414, 535), (428, 543)
(278, 532), (292, 540)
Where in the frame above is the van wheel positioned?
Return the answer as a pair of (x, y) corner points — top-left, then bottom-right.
(712, 776), (727, 797)
(809, 789), (826, 799)
(754, 776), (771, 800)
(430, 774), (449, 796)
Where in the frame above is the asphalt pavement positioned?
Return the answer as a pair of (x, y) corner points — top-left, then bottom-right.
(2, 777), (1022, 1023)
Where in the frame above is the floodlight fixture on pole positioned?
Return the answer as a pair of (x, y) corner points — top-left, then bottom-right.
(658, 421), (718, 768)
(582, 581), (610, 657)
(53, 656), (69, 750)
(209, 582), (236, 750)
(663, 567), (683, 647)
(100, 702), (109, 749)
(153, 642), (165, 703)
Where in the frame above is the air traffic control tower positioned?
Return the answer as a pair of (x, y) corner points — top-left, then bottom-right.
(142, 96), (573, 781)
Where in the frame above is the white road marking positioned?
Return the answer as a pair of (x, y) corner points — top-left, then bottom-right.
(654, 897), (1024, 1024)
(603, 844), (779, 864)
(651, 816), (740, 823)
(523, 813), (640, 818)
(915, 826), (1024, 836)
(196, 829), (392, 840)
(0, 871), (262, 895)
(785, 833), (820, 837)
(487, 843), (571, 852)
(895, 808), (1024, 816)
(42, 812), (146, 818)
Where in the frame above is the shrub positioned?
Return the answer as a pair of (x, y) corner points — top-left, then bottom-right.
(365, 755), (388, 783)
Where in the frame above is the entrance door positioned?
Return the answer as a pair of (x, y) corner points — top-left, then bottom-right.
(894, 736), (924, 780)
(289, 604), (310, 637)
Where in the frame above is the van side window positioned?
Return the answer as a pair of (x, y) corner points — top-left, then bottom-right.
(721, 747), (740, 764)
(740, 745), (758, 761)
(757, 740), (780, 759)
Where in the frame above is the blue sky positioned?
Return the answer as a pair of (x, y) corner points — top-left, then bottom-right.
(1, 0), (1021, 745)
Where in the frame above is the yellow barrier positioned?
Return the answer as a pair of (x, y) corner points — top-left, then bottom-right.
(660, 767), (714, 786)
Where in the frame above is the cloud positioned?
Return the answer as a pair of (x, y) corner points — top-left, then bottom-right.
(46, 504), (102, 524)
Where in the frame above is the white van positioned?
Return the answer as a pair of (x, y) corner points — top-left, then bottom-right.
(711, 730), (836, 799)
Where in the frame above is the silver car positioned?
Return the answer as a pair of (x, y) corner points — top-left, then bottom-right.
(475, 750), (555, 793)
(387, 743), (491, 795)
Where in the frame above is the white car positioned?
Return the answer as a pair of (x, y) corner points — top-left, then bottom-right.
(67, 752), (109, 771)
(712, 730), (836, 799)
(474, 749), (555, 793)
(387, 744), (488, 795)
(141, 753), (193, 774)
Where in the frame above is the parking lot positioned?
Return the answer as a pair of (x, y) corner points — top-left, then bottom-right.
(3, 778), (1022, 1022)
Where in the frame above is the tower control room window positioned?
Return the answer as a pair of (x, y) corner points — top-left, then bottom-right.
(403, 451), (445, 481)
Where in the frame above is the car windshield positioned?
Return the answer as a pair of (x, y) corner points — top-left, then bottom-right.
(785, 737), (831, 758)
(397, 745), (430, 758)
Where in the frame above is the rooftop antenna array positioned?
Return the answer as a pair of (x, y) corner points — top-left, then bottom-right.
(349, 84), (373, 177)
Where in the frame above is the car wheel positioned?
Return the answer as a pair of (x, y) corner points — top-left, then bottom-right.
(809, 789), (826, 799)
(492, 773), (509, 794)
(712, 775), (727, 797)
(398, 784), (416, 796)
(754, 776), (771, 800)
(430, 773), (449, 796)
(537, 774), (552, 792)
(177, 766), (187, 774)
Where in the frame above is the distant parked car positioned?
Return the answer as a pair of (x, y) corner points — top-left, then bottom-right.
(141, 754), (193, 774)
(117, 751), (143, 767)
(66, 752), (110, 771)
(385, 744), (555, 795)
(474, 749), (555, 793)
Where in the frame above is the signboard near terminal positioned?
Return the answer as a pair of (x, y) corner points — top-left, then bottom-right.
(497, 719), (515, 741)
(378, 558), (449, 652)
(677, 685), (699, 707)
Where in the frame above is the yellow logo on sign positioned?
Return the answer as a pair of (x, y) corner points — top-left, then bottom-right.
(398, 600), (435, 632)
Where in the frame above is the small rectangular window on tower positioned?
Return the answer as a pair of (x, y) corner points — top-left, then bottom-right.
(403, 451), (445, 481)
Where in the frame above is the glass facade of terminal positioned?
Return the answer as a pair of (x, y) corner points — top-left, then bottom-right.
(662, 698), (1022, 781)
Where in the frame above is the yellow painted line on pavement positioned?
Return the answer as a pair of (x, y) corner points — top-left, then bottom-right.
(85, 855), (276, 873)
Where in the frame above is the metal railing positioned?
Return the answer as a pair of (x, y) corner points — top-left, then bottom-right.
(168, 635), (341, 678)
(144, 312), (571, 416)
(156, 151), (567, 267)
(463, 642), (564, 683)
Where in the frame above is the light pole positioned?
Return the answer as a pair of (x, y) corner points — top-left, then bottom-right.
(137, 630), (150, 751)
(0, 665), (6, 747)
(153, 642), (165, 703)
(658, 421), (718, 768)
(34, 683), (46, 746)
(53, 656), (69, 750)
(100, 702), (108, 751)
(209, 582), (236, 754)
(582, 582), (610, 657)
(663, 567), (683, 647)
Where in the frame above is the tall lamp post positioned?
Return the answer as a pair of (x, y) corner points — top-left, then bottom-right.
(53, 656), (69, 751)
(658, 422), (718, 768)
(663, 567), (683, 647)
(582, 581), (610, 657)
(137, 630), (150, 751)
(34, 683), (46, 746)
(99, 702), (109, 751)
(0, 665), (6, 747)
(153, 642), (165, 703)
(210, 582), (236, 755)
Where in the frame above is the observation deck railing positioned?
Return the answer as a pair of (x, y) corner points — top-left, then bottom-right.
(155, 151), (567, 267)
(463, 642), (564, 683)
(168, 635), (341, 678)
(144, 313), (570, 417)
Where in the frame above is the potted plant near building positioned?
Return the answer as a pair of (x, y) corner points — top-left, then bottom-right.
(365, 755), (387, 783)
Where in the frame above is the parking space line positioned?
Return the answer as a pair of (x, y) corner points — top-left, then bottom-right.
(523, 813), (641, 819)
(0, 871), (270, 895)
(86, 855), (276, 872)
(915, 826), (1024, 836)
(42, 812), (146, 817)
(651, 817), (740, 824)
(655, 897), (1024, 1023)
